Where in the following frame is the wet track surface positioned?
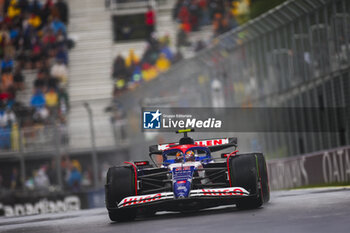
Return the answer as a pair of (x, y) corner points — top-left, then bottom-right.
(1, 187), (350, 233)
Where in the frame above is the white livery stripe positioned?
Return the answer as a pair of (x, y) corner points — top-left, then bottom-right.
(117, 187), (249, 208)
(158, 138), (229, 151)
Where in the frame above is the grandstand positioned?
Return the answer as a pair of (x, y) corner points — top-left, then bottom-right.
(67, 0), (214, 151)
(0, 0), (217, 193)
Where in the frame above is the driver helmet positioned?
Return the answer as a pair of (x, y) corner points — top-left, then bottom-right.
(185, 150), (195, 162)
(175, 151), (184, 162)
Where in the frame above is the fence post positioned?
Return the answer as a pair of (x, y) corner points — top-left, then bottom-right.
(18, 124), (25, 190)
(54, 123), (63, 188)
(84, 102), (99, 189)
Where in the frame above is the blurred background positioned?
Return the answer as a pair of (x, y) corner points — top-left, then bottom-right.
(0, 0), (349, 216)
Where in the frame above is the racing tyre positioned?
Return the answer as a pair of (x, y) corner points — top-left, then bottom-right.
(105, 166), (137, 221)
(230, 153), (268, 209)
(256, 153), (270, 203)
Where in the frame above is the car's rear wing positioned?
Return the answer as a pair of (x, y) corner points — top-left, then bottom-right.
(149, 137), (237, 154)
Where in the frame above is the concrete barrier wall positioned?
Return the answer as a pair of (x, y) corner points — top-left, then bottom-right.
(268, 146), (350, 190)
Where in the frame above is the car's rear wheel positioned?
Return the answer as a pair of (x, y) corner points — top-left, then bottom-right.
(105, 166), (137, 221)
(230, 153), (269, 209)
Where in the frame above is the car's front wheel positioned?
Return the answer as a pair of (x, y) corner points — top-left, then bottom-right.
(105, 166), (137, 221)
(230, 153), (269, 209)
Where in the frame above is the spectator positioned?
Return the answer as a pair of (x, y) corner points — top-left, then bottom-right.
(0, 124), (11, 149)
(213, 13), (230, 36)
(30, 0), (42, 15)
(188, 0), (200, 31)
(199, 0), (211, 26)
(0, 86), (11, 105)
(25, 175), (35, 190)
(56, 46), (68, 65)
(194, 39), (206, 52)
(1, 56), (14, 73)
(160, 43), (173, 61)
(82, 166), (93, 187)
(18, 0), (29, 13)
(145, 5), (155, 40)
(156, 53), (171, 73)
(50, 59), (68, 87)
(55, 30), (66, 48)
(225, 11), (238, 30)
(7, 0), (21, 19)
(55, 0), (69, 25)
(141, 63), (158, 81)
(30, 90), (46, 110)
(61, 154), (71, 182)
(42, 28), (57, 49)
(13, 66), (25, 90)
(112, 54), (127, 80)
(30, 39), (44, 68)
(45, 87), (59, 119)
(178, 5), (190, 26)
(42, 0), (54, 25)
(47, 159), (57, 185)
(159, 34), (171, 47)
(176, 24), (191, 48)
(28, 14), (42, 29)
(34, 165), (50, 190)
(11, 121), (20, 151)
(172, 0), (183, 21)
(9, 26), (20, 43)
(51, 16), (66, 35)
(67, 160), (82, 191)
(209, 0), (225, 16)
(38, 59), (51, 77)
(34, 71), (48, 91)
(10, 167), (21, 190)
(81, 170), (92, 187)
(6, 86), (16, 108)
(0, 106), (16, 127)
(114, 78), (126, 91)
(142, 42), (160, 65)
(125, 49), (139, 68)
(1, 71), (14, 90)
(58, 87), (69, 114)
(131, 64), (142, 83)
(45, 87), (58, 108)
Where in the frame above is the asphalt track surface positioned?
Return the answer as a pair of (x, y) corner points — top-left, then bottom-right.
(1, 187), (350, 233)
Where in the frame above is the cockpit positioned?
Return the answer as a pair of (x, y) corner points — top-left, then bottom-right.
(162, 146), (211, 166)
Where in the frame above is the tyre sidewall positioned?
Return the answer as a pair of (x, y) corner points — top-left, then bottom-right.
(230, 153), (263, 209)
(105, 166), (137, 221)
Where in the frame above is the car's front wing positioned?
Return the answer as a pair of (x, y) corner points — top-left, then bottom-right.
(117, 187), (249, 208)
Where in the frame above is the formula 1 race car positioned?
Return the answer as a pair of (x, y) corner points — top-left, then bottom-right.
(105, 129), (270, 221)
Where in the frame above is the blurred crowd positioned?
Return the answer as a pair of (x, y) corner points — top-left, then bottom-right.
(0, 155), (106, 193)
(110, 0), (245, 96)
(173, 0), (239, 42)
(111, 34), (183, 93)
(0, 0), (71, 150)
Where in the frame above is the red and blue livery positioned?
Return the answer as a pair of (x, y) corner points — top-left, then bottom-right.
(105, 129), (270, 221)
